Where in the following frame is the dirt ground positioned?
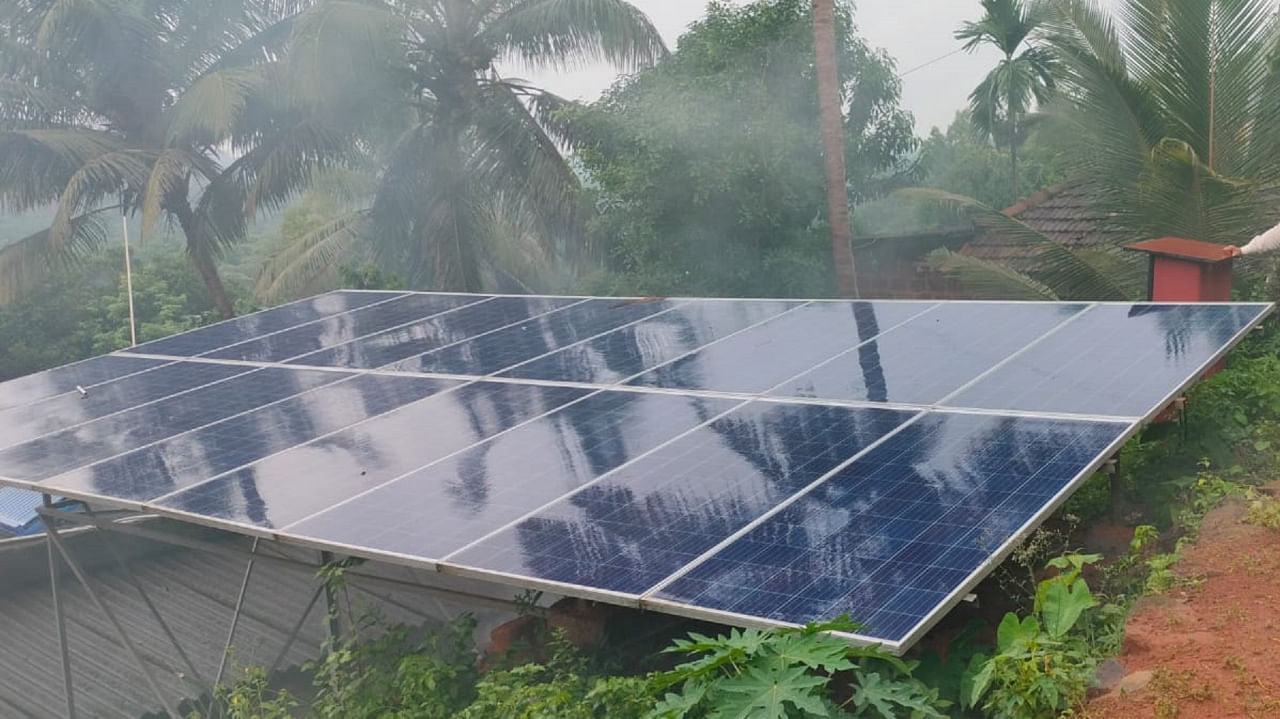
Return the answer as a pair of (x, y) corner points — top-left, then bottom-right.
(1086, 487), (1280, 719)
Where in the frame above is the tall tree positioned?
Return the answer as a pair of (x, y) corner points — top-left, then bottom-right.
(569, 0), (917, 299)
(260, 0), (666, 295)
(0, 0), (351, 318)
(956, 0), (1057, 205)
(813, 0), (858, 298)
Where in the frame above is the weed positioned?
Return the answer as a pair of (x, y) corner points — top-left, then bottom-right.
(965, 554), (1109, 719)
(1245, 493), (1280, 530)
(1152, 668), (1214, 718)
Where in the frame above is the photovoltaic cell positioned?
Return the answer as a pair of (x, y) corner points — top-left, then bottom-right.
(770, 302), (1086, 405)
(287, 391), (743, 559)
(131, 290), (404, 357)
(446, 402), (917, 596)
(203, 293), (485, 363)
(154, 381), (589, 528)
(2, 291), (1270, 656)
(0, 355), (166, 413)
(0, 361), (251, 450)
(289, 295), (583, 369)
(388, 298), (680, 375)
(627, 301), (935, 395)
(652, 411), (1127, 644)
(498, 300), (801, 384)
(946, 303), (1270, 416)
(45, 374), (457, 502)
(0, 366), (348, 482)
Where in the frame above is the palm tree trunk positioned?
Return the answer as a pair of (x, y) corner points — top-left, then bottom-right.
(173, 203), (236, 320)
(812, 0), (858, 299)
(1010, 115), (1020, 205)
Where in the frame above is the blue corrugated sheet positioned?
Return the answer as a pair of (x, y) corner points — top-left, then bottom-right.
(0, 487), (44, 536)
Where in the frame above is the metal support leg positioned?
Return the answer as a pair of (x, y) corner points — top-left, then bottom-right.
(44, 498), (76, 719)
(213, 537), (258, 689)
(267, 584), (325, 675)
(41, 515), (182, 718)
(319, 551), (342, 645)
(96, 517), (209, 690)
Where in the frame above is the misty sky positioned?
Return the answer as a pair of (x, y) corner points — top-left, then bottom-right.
(520, 0), (1121, 135)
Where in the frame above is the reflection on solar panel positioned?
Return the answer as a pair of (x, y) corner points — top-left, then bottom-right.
(0, 290), (1270, 652)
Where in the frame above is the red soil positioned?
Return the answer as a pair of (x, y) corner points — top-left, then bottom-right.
(1086, 488), (1280, 719)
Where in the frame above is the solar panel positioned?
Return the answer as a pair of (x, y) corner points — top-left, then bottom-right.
(0, 290), (1270, 653)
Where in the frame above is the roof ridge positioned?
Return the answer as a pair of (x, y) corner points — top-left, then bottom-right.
(1001, 184), (1068, 217)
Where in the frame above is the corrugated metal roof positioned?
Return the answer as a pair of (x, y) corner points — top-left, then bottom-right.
(0, 522), (518, 719)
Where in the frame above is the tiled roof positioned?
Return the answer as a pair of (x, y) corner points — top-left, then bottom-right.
(960, 184), (1128, 272)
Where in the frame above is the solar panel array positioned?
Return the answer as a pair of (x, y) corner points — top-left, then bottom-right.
(0, 291), (1269, 652)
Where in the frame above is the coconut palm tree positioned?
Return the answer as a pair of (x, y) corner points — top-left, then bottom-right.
(921, 0), (1280, 300)
(956, 0), (1058, 205)
(0, 0), (355, 318)
(1043, 0), (1280, 248)
(813, 0), (858, 298)
(259, 0), (666, 295)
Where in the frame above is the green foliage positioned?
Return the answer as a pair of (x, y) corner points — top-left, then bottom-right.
(337, 264), (405, 292)
(188, 666), (297, 719)
(650, 617), (946, 719)
(965, 554), (1109, 718)
(919, 113), (1068, 211)
(308, 616), (480, 719)
(0, 246), (230, 381)
(459, 661), (653, 719)
(570, 0), (917, 298)
(1245, 493), (1280, 531)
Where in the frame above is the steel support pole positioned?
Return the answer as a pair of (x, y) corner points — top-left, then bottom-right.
(43, 498), (76, 719)
(213, 537), (259, 689)
(267, 584), (325, 675)
(93, 514), (208, 690)
(42, 516), (182, 718)
(319, 551), (342, 645)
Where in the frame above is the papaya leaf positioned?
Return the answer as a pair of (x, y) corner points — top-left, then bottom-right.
(710, 664), (828, 719)
(848, 671), (947, 718)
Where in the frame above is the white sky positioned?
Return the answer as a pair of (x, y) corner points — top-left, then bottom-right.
(520, 0), (1124, 135)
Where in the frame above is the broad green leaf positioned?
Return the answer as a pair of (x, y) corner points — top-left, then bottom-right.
(959, 652), (988, 710)
(996, 613), (1040, 651)
(646, 680), (707, 719)
(1037, 577), (1099, 639)
(711, 664), (828, 719)
(848, 671), (947, 718)
(965, 658), (996, 710)
(765, 632), (855, 674)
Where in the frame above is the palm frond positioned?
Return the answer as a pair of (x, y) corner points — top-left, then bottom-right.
(0, 206), (114, 304)
(164, 66), (266, 146)
(897, 187), (1132, 300)
(255, 209), (371, 301)
(48, 148), (153, 252)
(139, 149), (217, 243)
(925, 247), (1059, 300)
(283, 1), (402, 112)
(0, 128), (125, 213)
(483, 0), (667, 72)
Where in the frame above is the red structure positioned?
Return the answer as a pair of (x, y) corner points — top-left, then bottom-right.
(1125, 236), (1235, 302)
(1126, 237), (1237, 422)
